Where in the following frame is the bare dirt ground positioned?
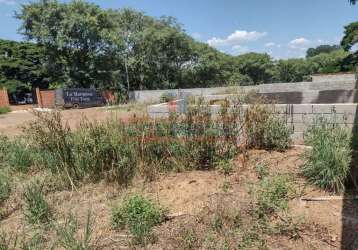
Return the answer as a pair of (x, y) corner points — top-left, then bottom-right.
(1, 147), (356, 249)
(0, 105), (146, 137)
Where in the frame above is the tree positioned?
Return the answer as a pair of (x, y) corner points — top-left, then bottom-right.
(235, 53), (275, 84)
(306, 45), (341, 58)
(17, 0), (120, 88)
(0, 39), (49, 94)
(275, 59), (313, 82)
(308, 49), (350, 73)
(341, 22), (358, 52)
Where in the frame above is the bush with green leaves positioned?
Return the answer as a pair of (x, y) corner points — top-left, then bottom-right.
(23, 181), (51, 225)
(245, 105), (291, 151)
(0, 173), (10, 204)
(112, 194), (165, 245)
(303, 122), (352, 193)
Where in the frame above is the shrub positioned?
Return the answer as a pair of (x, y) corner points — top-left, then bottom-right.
(245, 105), (291, 151)
(53, 211), (93, 250)
(111, 194), (165, 245)
(262, 117), (291, 151)
(0, 107), (10, 115)
(303, 122), (352, 193)
(23, 181), (51, 225)
(0, 173), (10, 204)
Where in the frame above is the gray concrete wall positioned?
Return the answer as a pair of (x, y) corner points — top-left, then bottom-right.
(131, 79), (357, 103)
(311, 73), (356, 83)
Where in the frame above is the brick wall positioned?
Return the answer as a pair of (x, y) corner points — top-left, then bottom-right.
(0, 88), (9, 107)
(36, 88), (55, 108)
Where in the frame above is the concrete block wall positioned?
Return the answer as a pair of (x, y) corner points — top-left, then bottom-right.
(0, 88), (9, 108)
(147, 102), (358, 141)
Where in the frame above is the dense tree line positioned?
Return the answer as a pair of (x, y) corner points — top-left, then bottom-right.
(0, 0), (357, 95)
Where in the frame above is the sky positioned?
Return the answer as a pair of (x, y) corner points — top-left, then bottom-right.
(0, 0), (357, 59)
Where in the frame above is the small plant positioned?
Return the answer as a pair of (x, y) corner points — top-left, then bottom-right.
(255, 163), (269, 179)
(0, 173), (10, 204)
(0, 107), (10, 115)
(23, 181), (51, 225)
(111, 194), (165, 245)
(216, 160), (234, 175)
(254, 175), (291, 216)
(179, 228), (198, 250)
(303, 122), (352, 193)
(53, 211), (94, 250)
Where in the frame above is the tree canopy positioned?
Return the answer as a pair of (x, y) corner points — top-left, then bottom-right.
(0, 0), (353, 94)
(306, 45), (341, 58)
(0, 39), (49, 94)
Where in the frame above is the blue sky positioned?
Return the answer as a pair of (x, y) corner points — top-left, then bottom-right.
(0, 0), (357, 59)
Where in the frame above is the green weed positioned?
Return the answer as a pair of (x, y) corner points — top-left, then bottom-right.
(23, 181), (51, 225)
(112, 194), (165, 245)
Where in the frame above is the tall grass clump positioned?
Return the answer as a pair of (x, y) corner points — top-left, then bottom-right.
(112, 194), (165, 245)
(23, 181), (51, 225)
(25, 112), (138, 187)
(303, 121), (352, 193)
(53, 211), (94, 250)
(0, 135), (34, 171)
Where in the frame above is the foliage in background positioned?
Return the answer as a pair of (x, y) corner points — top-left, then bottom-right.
(112, 194), (165, 245)
(306, 45), (342, 58)
(0, 39), (49, 95)
(303, 121), (353, 193)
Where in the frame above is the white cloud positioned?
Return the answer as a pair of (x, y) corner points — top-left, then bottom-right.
(207, 30), (267, 47)
(264, 42), (276, 47)
(288, 37), (311, 49)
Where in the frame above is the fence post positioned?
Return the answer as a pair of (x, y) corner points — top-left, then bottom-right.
(36, 87), (43, 108)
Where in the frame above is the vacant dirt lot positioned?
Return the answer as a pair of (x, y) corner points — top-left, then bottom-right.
(2, 147), (357, 249)
(0, 105), (146, 136)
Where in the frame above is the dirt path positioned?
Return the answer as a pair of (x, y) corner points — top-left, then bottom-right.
(0, 106), (146, 137)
